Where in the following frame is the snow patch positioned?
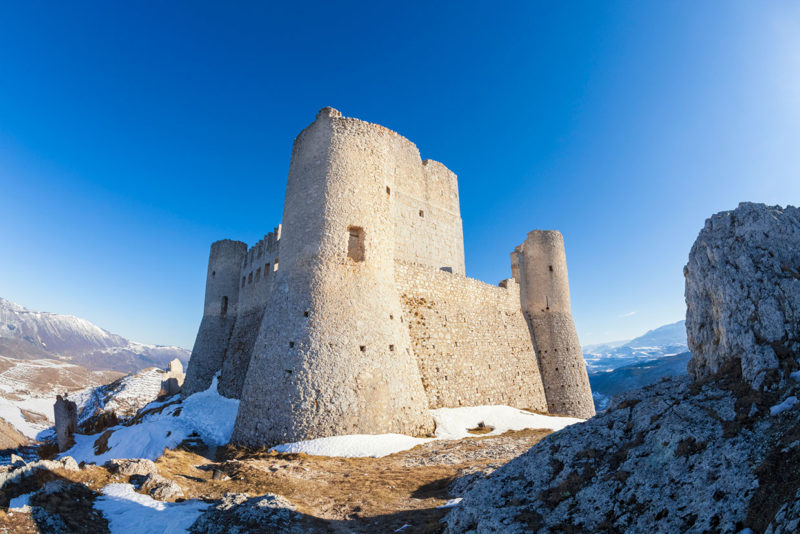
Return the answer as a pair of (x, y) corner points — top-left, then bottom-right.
(437, 497), (463, 509)
(271, 433), (431, 458)
(95, 483), (208, 534)
(62, 375), (238, 464)
(770, 396), (798, 416)
(270, 405), (583, 458)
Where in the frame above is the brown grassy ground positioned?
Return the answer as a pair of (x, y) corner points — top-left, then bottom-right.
(0, 428), (551, 533)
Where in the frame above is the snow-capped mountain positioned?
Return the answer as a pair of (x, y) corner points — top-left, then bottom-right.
(584, 320), (691, 411)
(583, 320), (688, 373)
(0, 297), (189, 373)
(0, 297), (190, 447)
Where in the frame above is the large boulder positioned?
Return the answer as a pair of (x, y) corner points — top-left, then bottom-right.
(445, 203), (800, 533)
(685, 202), (800, 390)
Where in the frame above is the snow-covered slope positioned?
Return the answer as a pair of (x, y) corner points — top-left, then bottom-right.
(0, 297), (189, 373)
(0, 356), (123, 440)
(71, 367), (170, 426)
(583, 320), (688, 373)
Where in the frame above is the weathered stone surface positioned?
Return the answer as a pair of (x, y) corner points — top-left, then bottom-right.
(183, 108), (592, 447)
(54, 394), (78, 452)
(105, 458), (158, 477)
(446, 203), (800, 533)
(513, 230), (595, 418)
(141, 473), (184, 501)
(190, 492), (314, 534)
(445, 376), (800, 533)
(685, 202), (800, 390)
(160, 357), (185, 397)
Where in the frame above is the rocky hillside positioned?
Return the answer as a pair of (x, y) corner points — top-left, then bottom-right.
(446, 202), (800, 532)
(589, 351), (691, 410)
(0, 297), (189, 373)
(0, 297), (190, 445)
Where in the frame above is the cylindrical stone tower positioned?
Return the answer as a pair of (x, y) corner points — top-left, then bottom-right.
(182, 239), (247, 396)
(513, 230), (595, 418)
(231, 108), (434, 447)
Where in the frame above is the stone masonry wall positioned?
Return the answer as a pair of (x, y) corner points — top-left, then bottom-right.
(232, 108), (434, 447)
(395, 261), (548, 412)
(392, 160), (465, 275)
(514, 231), (595, 418)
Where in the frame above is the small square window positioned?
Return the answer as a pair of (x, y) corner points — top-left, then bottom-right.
(347, 226), (365, 262)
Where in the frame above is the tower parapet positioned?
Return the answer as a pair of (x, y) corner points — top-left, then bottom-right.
(513, 230), (595, 418)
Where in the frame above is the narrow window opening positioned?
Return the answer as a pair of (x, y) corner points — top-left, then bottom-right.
(255, 268), (261, 281)
(248, 272), (253, 284)
(386, 186), (391, 195)
(289, 342), (294, 348)
(220, 296), (228, 317)
(419, 210), (424, 217)
(303, 311), (309, 317)
(389, 314), (394, 320)
(212, 270), (216, 278)
(389, 345), (395, 352)
(265, 263), (270, 275)
(548, 265), (553, 272)
(360, 345), (366, 352)
(347, 226), (365, 262)
(274, 259), (279, 271)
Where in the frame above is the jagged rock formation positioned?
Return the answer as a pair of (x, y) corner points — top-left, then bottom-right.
(685, 202), (800, 390)
(446, 202), (800, 533)
(184, 108), (594, 447)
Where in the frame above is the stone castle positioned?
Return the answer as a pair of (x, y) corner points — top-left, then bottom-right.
(183, 108), (594, 447)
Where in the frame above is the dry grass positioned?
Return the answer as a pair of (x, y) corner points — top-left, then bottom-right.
(1, 428), (553, 533)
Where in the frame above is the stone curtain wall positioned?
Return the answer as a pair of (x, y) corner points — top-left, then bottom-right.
(392, 160), (465, 275)
(395, 261), (548, 412)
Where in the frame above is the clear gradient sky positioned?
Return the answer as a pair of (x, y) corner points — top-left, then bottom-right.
(1, 1), (799, 349)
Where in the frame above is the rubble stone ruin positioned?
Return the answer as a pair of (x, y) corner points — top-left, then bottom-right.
(183, 108), (595, 447)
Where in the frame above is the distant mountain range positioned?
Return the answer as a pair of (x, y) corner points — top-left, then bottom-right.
(0, 297), (189, 373)
(583, 320), (688, 373)
(584, 320), (690, 411)
(0, 296), (190, 445)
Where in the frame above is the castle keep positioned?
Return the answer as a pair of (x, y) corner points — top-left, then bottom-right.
(183, 108), (594, 447)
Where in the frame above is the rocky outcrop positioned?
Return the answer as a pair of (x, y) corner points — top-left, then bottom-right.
(446, 375), (800, 532)
(105, 458), (158, 477)
(54, 395), (78, 452)
(189, 492), (321, 533)
(685, 202), (800, 390)
(446, 203), (800, 533)
(141, 473), (184, 501)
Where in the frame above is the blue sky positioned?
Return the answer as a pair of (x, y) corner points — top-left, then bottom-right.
(1, 1), (798, 348)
